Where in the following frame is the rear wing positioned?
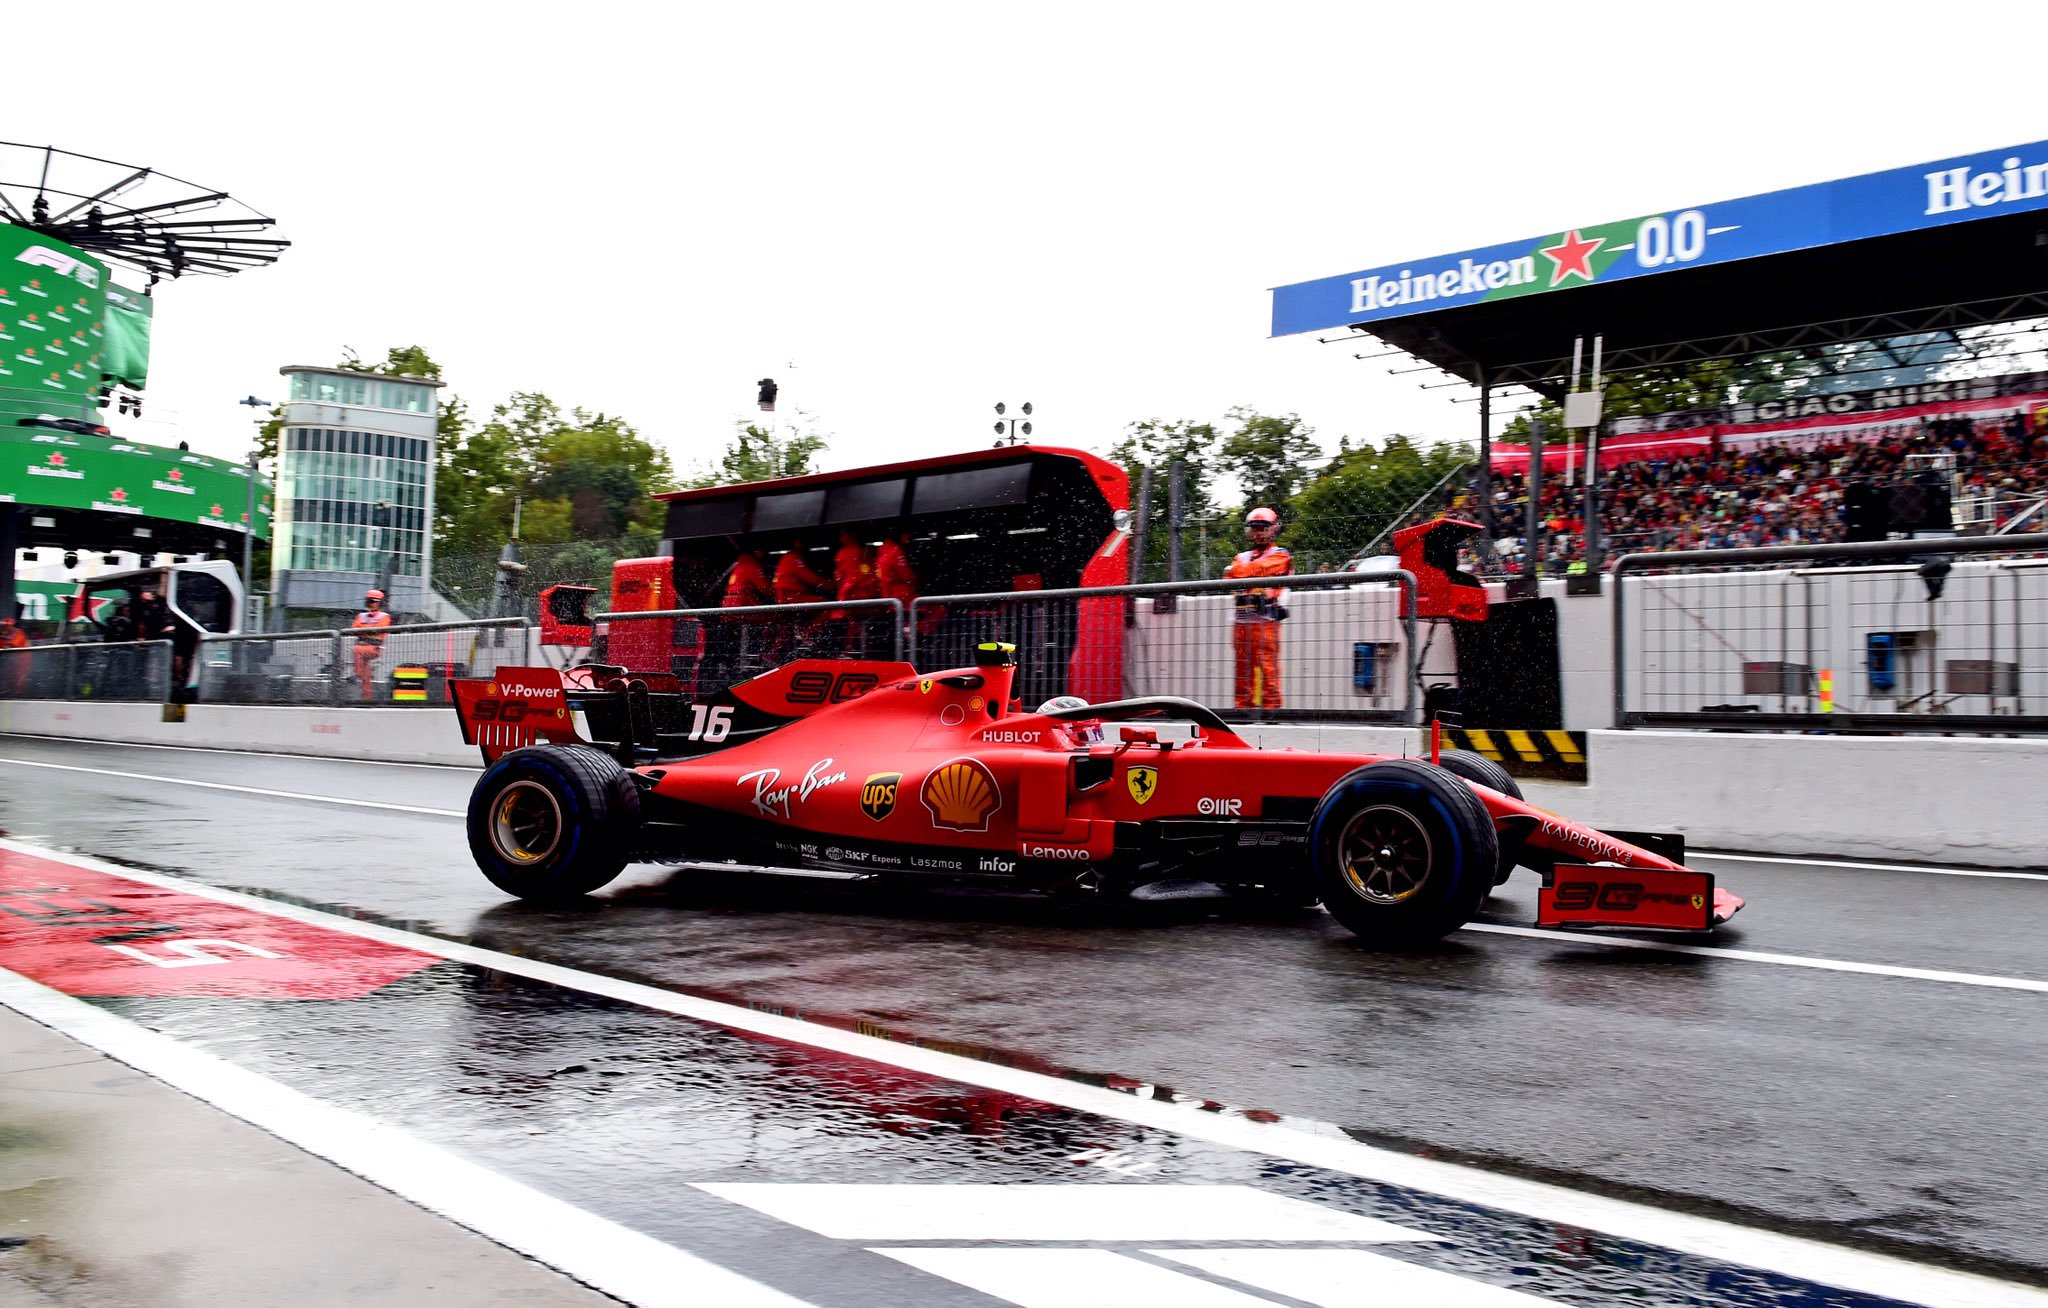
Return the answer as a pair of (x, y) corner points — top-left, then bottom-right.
(450, 667), (589, 761)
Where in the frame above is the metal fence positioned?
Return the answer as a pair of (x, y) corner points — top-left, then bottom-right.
(592, 598), (909, 698)
(194, 619), (536, 706)
(909, 572), (1420, 723)
(1614, 534), (2048, 733)
(0, 640), (173, 702)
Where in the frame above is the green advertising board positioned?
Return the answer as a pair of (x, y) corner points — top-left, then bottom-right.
(1, 424), (272, 540)
(0, 225), (108, 426)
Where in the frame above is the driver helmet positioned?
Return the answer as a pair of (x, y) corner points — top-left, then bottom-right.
(1038, 694), (1103, 745)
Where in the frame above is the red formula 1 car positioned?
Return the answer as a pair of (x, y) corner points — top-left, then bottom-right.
(452, 644), (1742, 947)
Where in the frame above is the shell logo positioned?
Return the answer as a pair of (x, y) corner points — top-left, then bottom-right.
(920, 757), (1001, 832)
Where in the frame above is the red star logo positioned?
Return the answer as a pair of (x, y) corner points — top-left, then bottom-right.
(110, 488), (128, 502)
(1539, 228), (1605, 287)
(46, 452), (66, 466)
(168, 468), (183, 481)
(209, 504), (224, 517)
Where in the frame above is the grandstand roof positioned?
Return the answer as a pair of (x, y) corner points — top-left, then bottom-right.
(1271, 139), (2048, 396)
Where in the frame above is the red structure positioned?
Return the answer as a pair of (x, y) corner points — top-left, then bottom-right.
(1393, 518), (1489, 621)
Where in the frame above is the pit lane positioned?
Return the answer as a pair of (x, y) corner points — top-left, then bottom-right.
(2, 733), (2045, 1303)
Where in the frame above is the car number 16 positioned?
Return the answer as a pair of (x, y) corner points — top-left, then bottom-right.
(686, 704), (734, 742)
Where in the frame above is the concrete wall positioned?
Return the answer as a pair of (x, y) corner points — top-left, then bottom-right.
(6, 701), (2040, 867)
(0, 699), (478, 767)
(1243, 722), (2043, 867)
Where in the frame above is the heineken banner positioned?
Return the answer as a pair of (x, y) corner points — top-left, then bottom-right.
(1272, 138), (2048, 337)
(0, 424), (271, 539)
(0, 225), (108, 424)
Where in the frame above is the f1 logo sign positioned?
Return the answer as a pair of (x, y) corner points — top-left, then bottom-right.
(16, 245), (100, 288)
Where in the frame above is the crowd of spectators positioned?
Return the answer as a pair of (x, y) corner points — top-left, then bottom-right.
(1475, 411), (2048, 573)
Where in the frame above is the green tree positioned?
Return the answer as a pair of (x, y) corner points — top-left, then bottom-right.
(1283, 433), (1473, 569)
(1220, 408), (1319, 513)
(1108, 418), (1222, 581)
(684, 414), (829, 487)
(435, 393), (674, 559)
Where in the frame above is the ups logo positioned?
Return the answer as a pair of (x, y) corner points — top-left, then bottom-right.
(860, 772), (902, 821)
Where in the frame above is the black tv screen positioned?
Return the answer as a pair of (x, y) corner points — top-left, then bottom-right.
(667, 496), (750, 539)
(824, 478), (907, 525)
(751, 489), (827, 531)
(911, 463), (1032, 515)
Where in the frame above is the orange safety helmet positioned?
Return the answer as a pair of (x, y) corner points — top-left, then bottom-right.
(1245, 507), (1279, 528)
(364, 589), (386, 601)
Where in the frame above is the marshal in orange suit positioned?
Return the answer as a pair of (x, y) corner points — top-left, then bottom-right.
(1221, 507), (1290, 709)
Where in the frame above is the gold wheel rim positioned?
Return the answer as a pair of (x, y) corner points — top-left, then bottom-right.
(1336, 804), (1433, 904)
(492, 780), (563, 865)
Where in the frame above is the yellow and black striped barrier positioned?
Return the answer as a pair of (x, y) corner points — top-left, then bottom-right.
(390, 665), (431, 704)
(1430, 727), (1588, 783)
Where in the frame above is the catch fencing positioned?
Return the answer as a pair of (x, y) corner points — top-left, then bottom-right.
(1613, 533), (2048, 733)
(0, 640), (173, 703)
(194, 619), (536, 706)
(597, 575), (1420, 723)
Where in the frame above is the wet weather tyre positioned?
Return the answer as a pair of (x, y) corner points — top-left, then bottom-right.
(1309, 759), (1498, 946)
(1433, 750), (1523, 884)
(468, 744), (641, 902)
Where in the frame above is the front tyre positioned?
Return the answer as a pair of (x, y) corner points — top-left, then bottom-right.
(468, 744), (641, 902)
(1310, 759), (1498, 946)
(1432, 749), (1523, 885)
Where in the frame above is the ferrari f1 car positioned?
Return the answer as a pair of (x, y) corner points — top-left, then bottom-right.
(452, 644), (1743, 947)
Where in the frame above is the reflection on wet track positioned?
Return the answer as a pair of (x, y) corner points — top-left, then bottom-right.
(3, 736), (2047, 1305)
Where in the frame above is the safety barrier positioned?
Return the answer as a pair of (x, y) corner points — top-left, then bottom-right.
(194, 619), (535, 707)
(0, 639), (173, 703)
(1613, 533), (2048, 733)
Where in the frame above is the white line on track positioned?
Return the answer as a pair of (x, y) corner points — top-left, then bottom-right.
(2, 836), (2042, 1308)
(1467, 924), (2048, 992)
(1688, 850), (2048, 881)
(0, 731), (479, 771)
(3, 757), (2045, 992)
(0, 967), (808, 1307)
(0, 756), (465, 818)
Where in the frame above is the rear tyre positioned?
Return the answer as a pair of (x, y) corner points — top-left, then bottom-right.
(1433, 749), (1523, 885)
(468, 744), (641, 902)
(1310, 759), (1498, 946)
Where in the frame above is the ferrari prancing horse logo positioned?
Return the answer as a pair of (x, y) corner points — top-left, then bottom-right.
(1126, 765), (1158, 805)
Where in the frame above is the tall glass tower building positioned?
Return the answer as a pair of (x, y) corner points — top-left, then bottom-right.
(271, 365), (443, 617)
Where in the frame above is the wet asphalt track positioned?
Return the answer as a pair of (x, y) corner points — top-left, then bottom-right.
(1, 732), (2045, 1298)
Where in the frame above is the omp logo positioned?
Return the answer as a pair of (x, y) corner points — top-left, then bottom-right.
(1021, 843), (1090, 862)
(16, 246), (100, 288)
(921, 758), (1001, 832)
(860, 772), (901, 821)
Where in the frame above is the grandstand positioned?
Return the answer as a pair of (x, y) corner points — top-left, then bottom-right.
(1270, 137), (2048, 575)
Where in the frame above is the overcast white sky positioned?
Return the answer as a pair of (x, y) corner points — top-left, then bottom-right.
(22, 1), (2048, 480)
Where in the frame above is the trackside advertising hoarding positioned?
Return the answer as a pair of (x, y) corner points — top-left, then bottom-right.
(1, 424), (271, 539)
(1270, 138), (2048, 337)
(0, 225), (108, 423)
